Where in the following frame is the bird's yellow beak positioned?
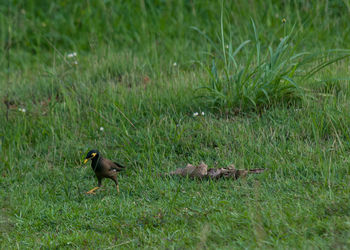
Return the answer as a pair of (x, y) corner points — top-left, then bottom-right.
(83, 153), (97, 164)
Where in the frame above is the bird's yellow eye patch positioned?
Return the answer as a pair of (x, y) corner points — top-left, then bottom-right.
(83, 153), (96, 164)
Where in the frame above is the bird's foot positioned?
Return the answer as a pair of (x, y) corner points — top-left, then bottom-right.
(86, 187), (100, 194)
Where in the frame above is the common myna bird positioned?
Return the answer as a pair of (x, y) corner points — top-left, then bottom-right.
(83, 149), (125, 194)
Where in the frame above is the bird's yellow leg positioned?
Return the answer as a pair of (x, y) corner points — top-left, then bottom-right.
(86, 187), (100, 194)
(116, 185), (120, 193)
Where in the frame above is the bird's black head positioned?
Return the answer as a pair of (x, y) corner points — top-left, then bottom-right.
(83, 149), (100, 164)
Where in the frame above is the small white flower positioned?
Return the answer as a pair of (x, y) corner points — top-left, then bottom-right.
(18, 108), (26, 113)
(73, 61), (78, 65)
(173, 62), (177, 66)
(67, 52), (77, 58)
(193, 112), (199, 117)
(201, 112), (205, 116)
(99, 127), (104, 131)
(225, 45), (229, 49)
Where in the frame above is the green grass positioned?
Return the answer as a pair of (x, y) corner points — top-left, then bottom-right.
(1, 1), (350, 248)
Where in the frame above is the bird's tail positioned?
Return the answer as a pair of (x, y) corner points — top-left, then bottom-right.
(114, 162), (126, 171)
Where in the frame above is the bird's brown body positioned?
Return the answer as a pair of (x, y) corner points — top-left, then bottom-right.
(84, 150), (125, 194)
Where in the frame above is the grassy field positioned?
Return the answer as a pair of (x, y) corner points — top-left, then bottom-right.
(1, 1), (350, 248)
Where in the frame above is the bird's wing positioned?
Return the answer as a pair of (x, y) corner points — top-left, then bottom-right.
(103, 158), (125, 172)
(113, 162), (126, 170)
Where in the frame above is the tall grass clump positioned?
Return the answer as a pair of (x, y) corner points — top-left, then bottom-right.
(195, 19), (350, 114)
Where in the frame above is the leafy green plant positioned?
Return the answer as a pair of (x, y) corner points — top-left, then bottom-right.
(195, 18), (350, 113)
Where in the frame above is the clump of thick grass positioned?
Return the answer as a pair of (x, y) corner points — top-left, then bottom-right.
(195, 19), (350, 114)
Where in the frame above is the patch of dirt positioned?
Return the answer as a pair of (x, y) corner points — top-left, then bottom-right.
(3, 98), (18, 110)
(167, 162), (266, 180)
